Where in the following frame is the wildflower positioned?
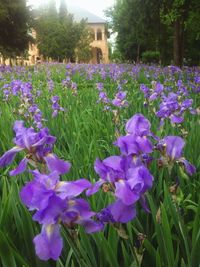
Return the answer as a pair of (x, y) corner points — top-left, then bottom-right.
(157, 136), (196, 175)
(20, 170), (103, 260)
(0, 121), (70, 175)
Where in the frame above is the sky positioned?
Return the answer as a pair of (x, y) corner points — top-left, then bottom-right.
(28, 0), (115, 19)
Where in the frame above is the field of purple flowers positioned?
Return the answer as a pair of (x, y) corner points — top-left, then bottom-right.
(0, 63), (199, 267)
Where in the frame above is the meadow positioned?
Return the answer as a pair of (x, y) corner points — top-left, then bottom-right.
(0, 63), (199, 267)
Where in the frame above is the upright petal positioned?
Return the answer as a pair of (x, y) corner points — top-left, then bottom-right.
(163, 136), (185, 160)
(125, 114), (151, 136)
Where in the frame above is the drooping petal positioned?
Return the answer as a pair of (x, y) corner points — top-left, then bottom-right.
(115, 180), (139, 205)
(33, 224), (63, 261)
(96, 207), (115, 223)
(20, 180), (54, 210)
(31, 170), (60, 189)
(136, 136), (153, 154)
(179, 158), (196, 176)
(86, 180), (104, 196)
(77, 219), (104, 233)
(139, 195), (150, 213)
(115, 135), (153, 156)
(0, 146), (23, 167)
(108, 199), (136, 223)
(56, 179), (91, 199)
(33, 195), (66, 224)
(170, 114), (184, 124)
(68, 198), (95, 219)
(9, 158), (28, 176)
(149, 92), (158, 101)
(44, 154), (71, 174)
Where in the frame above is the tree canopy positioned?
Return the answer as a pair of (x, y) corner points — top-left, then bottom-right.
(0, 0), (32, 60)
(106, 0), (200, 66)
(34, 0), (92, 62)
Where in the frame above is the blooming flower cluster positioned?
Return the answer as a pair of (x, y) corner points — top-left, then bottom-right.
(62, 76), (78, 96)
(20, 169), (103, 260)
(1, 80), (45, 128)
(86, 113), (196, 225)
(51, 96), (65, 117)
(0, 121), (103, 260)
(47, 79), (54, 92)
(156, 136), (196, 175)
(0, 121), (70, 175)
(87, 114), (154, 224)
(0, 63), (198, 263)
(140, 81), (196, 127)
(96, 83), (128, 110)
(0, 111), (196, 261)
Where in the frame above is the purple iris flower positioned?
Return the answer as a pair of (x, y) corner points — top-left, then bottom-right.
(157, 136), (196, 175)
(140, 84), (150, 98)
(112, 91), (128, 108)
(47, 79), (54, 92)
(0, 121), (71, 175)
(96, 82), (104, 91)
(20, 170), (103, 260)
(114, 135), (153, 156)
(125, 114), (151, 136)
(51, 96), (65, 118)
(98, 91), (109, 104)
(86, 155), (153, 222)
(149, 82), (164, 101)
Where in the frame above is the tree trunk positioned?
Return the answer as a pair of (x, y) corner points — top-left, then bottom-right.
(173, 19), (184, 67)
(136, 44), (140, 63)
(2, 57), (6, 66)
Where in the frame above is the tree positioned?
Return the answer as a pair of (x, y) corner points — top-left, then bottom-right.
(34, 0), (92, 62)
(34, 0), (60, 60)
(75, 20), (93, 63)
(0, 0), (32, 61)
(106, 0), (200, 66)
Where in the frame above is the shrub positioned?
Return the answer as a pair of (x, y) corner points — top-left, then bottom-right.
(142, 50), (160, 63)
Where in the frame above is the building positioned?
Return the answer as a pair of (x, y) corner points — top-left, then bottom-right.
(28, 6), (109, 65)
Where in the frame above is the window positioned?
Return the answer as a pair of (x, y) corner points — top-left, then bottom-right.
(97, 29), (102, 41)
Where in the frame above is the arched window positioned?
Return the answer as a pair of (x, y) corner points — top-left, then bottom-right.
(90, 29), (95, 40)
(97, 29), (102, 41)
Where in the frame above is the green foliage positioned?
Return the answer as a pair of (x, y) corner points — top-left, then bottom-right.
(75, 20), (93, 63)
(106, 0), (200, 66)
(0, 64), (200, 266)
(142, 51), (160, 64)
(0, 0), (32, 60)
(34, 1), (92, 62)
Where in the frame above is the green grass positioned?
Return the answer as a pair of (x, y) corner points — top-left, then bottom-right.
(0, 63), (199, 267)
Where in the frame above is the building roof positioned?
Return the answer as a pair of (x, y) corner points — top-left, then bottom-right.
(68, 6), (106, 24)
